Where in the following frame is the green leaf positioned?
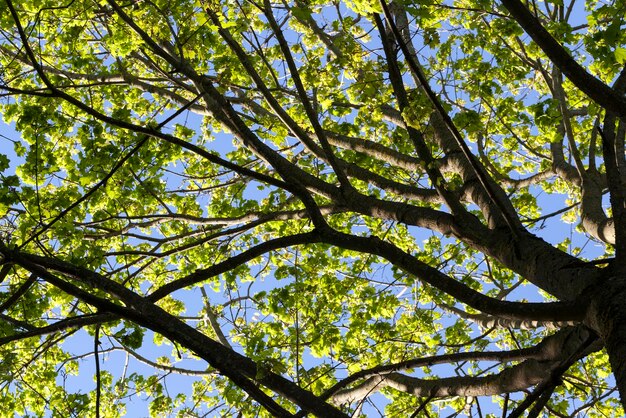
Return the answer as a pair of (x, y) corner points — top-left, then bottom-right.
(0, 154), (9, 171)
(616, 47), (626, 64)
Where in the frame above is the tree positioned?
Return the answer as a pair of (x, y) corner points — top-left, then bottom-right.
(0, 0), (624, 415)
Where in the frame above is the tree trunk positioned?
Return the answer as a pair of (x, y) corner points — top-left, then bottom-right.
(586, 275), (626, 405)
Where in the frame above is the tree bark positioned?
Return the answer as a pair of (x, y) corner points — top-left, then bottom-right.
(586, 275), (626, 405)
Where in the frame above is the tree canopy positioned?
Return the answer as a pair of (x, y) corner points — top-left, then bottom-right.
(0, 0), (625, 416)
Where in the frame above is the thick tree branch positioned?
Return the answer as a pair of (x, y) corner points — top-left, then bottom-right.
(441, 303), (577, 330)
(321, 326), (594, 400)
(332, 327), (598, 405)
(319, 229), (584, 322)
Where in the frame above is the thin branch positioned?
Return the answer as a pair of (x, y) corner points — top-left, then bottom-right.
(499, 0), (626, 117)
(94, 324), (101, 418)
(118, 342), (216, 376)
(0, 313), (116, 346)
(0, 273), (37, 313)
(261, 0), (352, 189)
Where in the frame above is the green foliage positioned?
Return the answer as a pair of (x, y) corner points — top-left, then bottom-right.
(0, 0), (623, 416)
